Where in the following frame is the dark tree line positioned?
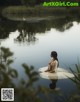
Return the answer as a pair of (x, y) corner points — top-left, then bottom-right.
(0, 0), (80, 6)
(0, 0), (44, 6)
(0, 0), (21, 6)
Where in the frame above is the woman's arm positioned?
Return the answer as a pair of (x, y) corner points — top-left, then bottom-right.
(50, 60), (58, 72)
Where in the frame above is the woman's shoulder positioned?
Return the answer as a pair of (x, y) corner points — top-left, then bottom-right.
(50, 59), (58, 63)
(54, 60), (58, 64)
(54, 60), (58, 62)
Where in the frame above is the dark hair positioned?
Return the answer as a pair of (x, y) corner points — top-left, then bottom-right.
(51, 51), (59, 67)
(51, 51), (57, 60)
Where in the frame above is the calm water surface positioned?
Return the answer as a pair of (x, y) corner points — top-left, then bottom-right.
(0, 16), (80, 101)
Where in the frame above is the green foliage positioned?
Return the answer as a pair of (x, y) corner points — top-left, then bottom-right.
(0, 47), (13, 62)
(0, 47), (58, 102)
(8, 68), (18, 78)
(22, 63), (39, 87)
(68, 94), (80, 102)
(2, 6), (67, 15)
(67, 64), (80, 102)
(69, 64), (80, 90)
(1, 47), (80, 102)
(0, 47), (18, 88)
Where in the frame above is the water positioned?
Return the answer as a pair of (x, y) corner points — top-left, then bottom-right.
(0, 14), (80, 101)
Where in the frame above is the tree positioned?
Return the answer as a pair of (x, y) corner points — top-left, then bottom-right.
(0, 0), (21, 6)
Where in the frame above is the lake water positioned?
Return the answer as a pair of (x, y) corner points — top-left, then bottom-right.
(0, 15), (80, 101)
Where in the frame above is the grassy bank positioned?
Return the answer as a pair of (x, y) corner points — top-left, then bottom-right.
(2, 6), (80, 22)
(2, 6), (80, 16)
(3, 6), (72, 15)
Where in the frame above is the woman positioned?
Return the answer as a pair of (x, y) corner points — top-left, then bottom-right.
(45, 51), (59, 73)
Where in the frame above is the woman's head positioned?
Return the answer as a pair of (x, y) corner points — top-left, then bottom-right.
(51, 51), (59, 67)
(51, 51), (58, 59)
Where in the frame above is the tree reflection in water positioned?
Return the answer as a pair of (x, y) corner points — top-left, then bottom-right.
(14, 30), (38, 45)
(0, 14), (80, 44)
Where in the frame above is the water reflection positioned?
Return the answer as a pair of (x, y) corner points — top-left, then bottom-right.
(0, 9), (79, 101)
(49, 79), (58, 90)
(0, 20), (18, 39)
(0, 13), (80, 44)
(14, 28), (38, 45)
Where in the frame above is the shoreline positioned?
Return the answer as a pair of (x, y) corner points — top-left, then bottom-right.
(1, 6), (80, 18)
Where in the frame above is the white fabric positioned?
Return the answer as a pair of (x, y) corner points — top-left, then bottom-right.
(39, 67), (74, 79)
